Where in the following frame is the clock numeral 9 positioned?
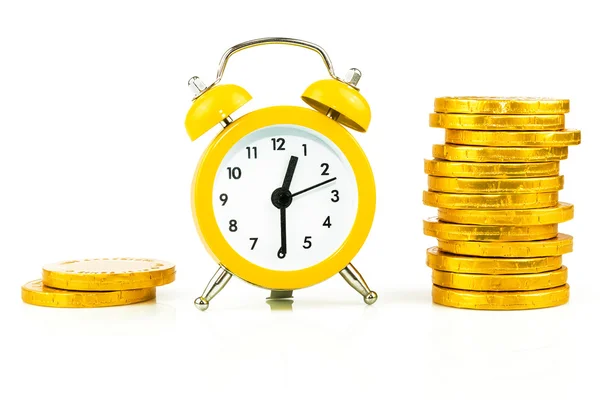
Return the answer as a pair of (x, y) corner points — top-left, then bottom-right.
(227, 167), (242, 179)
(229, 219), (238, 232)
(320, 163), (330, 176)
(271, 138), (285, 151)
(303, 236), (312, 249)
(219, 193), (228, 206)
(323, 216), (332, 228)
(331, 190), (339, 203)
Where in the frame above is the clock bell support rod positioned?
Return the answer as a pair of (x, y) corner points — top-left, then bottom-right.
(194, 264), (232, 311)
(340, 263), (378, 305)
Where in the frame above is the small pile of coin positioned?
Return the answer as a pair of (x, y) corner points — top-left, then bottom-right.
(21, 258), (175, 308)
(424, 97), (580, 310)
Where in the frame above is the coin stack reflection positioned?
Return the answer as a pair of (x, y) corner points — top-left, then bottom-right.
(424, 97), (581, 310)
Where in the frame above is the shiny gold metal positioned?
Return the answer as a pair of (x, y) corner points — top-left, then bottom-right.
(424, 159), (560, 178)
(445, 129), (581, 147)
(426, 247), (563, 274)
(423, 191), (559, 209)
(432, 144), (568, 162)
(437, 233), (573, 257)
(423, 217), (558, 241)
(42, 258), (176, 291)
(432, 284), (570, 310)
(432, 266), (568, 291)
(427, 176), (564, 194)
(434, 97), (570, 115)
(21, 280), (156, 308)
(438, 203), (574, 226)
(429, 113), (565, 130)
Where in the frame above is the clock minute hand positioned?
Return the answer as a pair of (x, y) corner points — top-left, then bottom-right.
(292, 177), (337, 197)
(277, 208), (287, 259)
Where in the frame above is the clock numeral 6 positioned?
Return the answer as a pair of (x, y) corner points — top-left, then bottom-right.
(303, 236), (312, 249)
(331, 190), (339, 202)
(229, 219), (238, 232)
(271, 138), (285, 151)
(227, 167), (242, 180)
(323, 216), (332, 228)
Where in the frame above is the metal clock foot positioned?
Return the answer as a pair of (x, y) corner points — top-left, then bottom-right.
(340, 263), (378, 305)
(266, 290), (294, 311)
(194, 265), (232, 311)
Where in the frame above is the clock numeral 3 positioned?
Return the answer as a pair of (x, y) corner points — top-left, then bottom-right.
(303, 236), (312, 249)
(229, 219), (238, 232)
(249, 237), (258, 250)
(320, 163), (330, 176)
(227, 167), (242, 180)
(219, 193), (228, 206)
(246, 146), (257, 159)
(323, 216), (332, 228)
(271, 138), (285, 151)
(331, 190), (339, 203)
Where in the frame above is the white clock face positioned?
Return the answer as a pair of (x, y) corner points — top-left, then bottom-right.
(212, 124), (358, 272)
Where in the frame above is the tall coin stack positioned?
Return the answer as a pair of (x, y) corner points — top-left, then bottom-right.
(424, 97), (581, 310)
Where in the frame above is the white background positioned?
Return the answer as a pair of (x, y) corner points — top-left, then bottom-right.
(0, 1), (597, 399)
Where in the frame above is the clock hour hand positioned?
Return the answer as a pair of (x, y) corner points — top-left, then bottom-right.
(292, 177), (337, 197)
(282, 155), (298, 190)
(277, 207), (287, 259)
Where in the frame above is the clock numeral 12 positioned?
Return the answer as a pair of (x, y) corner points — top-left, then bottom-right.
(271, 138), (285, 151)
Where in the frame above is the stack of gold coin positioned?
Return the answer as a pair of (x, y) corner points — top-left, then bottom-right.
(21, 258), (175, 308)
(424, 97), (580, 310)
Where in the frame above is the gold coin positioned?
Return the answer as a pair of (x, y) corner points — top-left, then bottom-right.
(42, 257), (176, 291)
(434, 97), (570, 115)
(426, 247), (563, 274)
(429, 113), (565, 130)
(432, 284), (569, 310)
(424, 159), (559, 178)
(432, 144), (568, 162)
(21, 279), (156, 308)
(432, 267), (568, 292)
(423, 217), (558, 241)
(423, 191), (559, 209)
(438, 203), (574, 226)
(445, 129), (581, 147)
(428, 176), (564, 194)
(437, 233), (573, 257)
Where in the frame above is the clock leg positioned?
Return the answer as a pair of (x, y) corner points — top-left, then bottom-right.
(339, 263), (378, 305)
(194, 265), (232, 311)
(266, 290), (294, 311)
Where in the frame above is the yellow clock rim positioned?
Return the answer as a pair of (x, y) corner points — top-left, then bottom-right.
(191, 106), (376, 290)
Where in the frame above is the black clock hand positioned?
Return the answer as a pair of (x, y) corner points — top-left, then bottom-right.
(292, 177), (337, 197)
(282, 156), (298, 190)
(273, 155), (298, 260)
(277, 208), (286, 259)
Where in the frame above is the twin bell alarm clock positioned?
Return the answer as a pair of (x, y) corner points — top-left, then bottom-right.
(184, 38), (377, 310)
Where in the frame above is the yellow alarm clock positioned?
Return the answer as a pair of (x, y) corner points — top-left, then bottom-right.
(185, 38), (377, 310)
